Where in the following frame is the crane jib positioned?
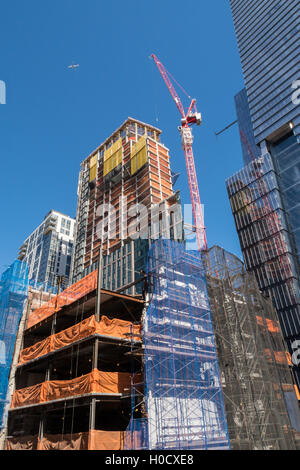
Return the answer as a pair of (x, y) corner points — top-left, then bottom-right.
(151, 53), (208, 252)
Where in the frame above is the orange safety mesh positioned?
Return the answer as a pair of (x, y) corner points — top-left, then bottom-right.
(264, 348), (291, 365)
(285, 351), (292, 366)
(11, 369), (140, 408)
(19, 315), (141, 365)
(256, 315), (280, 333)
(5, 431), (125, 451)
(27, 270), (98, 329)
(281, 383), (296, 393)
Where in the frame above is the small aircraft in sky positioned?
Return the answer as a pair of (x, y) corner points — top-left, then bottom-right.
(68, 63), (80, 71)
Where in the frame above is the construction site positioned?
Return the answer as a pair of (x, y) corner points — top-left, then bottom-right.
(0, 53), (300, 451)
(1, 238), (299, 450)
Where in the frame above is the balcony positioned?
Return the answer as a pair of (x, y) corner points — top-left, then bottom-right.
(43, 216), (58, 236)
(18, 242), (28, 260)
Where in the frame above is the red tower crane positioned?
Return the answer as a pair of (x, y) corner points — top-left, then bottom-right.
(151, 54), (207, 252)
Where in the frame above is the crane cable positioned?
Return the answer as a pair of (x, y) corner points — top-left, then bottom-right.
(165, 68), (192, 101)
(149, 56), (193, 119)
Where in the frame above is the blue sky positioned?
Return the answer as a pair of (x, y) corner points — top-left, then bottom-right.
(0, 0), (245, 273)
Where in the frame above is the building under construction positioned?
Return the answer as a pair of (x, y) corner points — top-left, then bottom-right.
(2, 239), (300, 450)
(71, 117), (183, 294)
(205, 245), (300, 450)
(4, 270), (144, 450)
(2, 116), (299, 450)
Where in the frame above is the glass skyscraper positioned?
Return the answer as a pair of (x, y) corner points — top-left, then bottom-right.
(227, 0), (300, 389)
(230, 0), (300, 145)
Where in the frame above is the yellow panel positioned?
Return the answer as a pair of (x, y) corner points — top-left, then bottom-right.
(90, 155), (97, 168)
(104, 138), (122, 162)
(103, 147), (122, 177)
(103, 160), (110, 177)
(137, 147), (147, 171)
(131, 155), (137, 175)
(113, 138), (122, 153)
(89, 164), (97, 182)
(131, 147), (147, 175)
(103, 147), (111, 163)
(131, 137), (146, 159)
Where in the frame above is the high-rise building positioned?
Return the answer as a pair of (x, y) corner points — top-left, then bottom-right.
(18, 211), (75, 292)
(71, 117), (183, 295)
(230, 0), (300, 145)
(227, 0), (300, 388)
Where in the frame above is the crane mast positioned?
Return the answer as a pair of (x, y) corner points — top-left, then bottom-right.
(151, 54), (207, 252)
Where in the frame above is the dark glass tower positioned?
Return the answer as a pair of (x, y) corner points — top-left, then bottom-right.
(230, 0), (300, 144)
(227, 0), (300, 389)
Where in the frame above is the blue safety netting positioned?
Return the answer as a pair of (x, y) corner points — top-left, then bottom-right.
(125, 239), (230, 450)
(0, 260), (28, 430)
(123, 418), (148, 450)
(28, 279), (60, 294)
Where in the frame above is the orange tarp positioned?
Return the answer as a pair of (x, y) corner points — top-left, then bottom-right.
(38, 433), (89, 450)
(27, 270), (98, 329)
(19, 315), (141, 365)
(11, 369), (140, 409)
(5, 435), (38, 450)
(88, 430), (124, 450)
(19, 337), (52, 364)
(11, 383), (43, 408)
(5, 431), (125, 450)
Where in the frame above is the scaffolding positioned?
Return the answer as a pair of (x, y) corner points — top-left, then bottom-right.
(5, 276), (144, 451)
(0, 260), (28, 430)
(128, 239), (230, 450)
(204, 245), (299, 450)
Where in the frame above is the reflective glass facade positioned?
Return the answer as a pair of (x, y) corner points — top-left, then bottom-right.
(226, 154), (300, 387)
(229, 0), (300, 391)
(270, 133), (300, 265)
(230, 0), (300, 145)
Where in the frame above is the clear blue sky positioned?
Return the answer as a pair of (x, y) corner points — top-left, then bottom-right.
(0, 0), (245, 273)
